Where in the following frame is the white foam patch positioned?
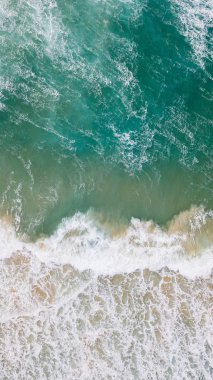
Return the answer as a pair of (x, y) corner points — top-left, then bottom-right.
(171, 0), (213, 70)
(0, 207), (212, 379)
(0, 206), (212, 278)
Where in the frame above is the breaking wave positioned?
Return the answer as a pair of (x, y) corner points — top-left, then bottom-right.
(0, 206), (212, 379)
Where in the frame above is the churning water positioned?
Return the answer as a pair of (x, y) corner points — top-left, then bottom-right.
(0, 0), (212, 379)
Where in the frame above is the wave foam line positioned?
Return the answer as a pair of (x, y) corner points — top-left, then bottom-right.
(0, 205), (212, 278)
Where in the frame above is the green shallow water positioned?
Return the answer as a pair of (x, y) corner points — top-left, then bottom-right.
(0, 0), (212, 236)
(0, 2), (213, 379)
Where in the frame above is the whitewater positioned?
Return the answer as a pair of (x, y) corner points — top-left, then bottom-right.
(0, 0), (212, 379)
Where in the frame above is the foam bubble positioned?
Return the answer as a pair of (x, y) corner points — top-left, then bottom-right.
(171, 0), (213, 71)
(0, 207), (212, 378)
(0, 206), (212, 278)
(0, 252), (212, 379)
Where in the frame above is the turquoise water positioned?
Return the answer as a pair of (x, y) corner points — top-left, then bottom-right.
(0, 1), (213, 379)
(0, 0), (212, 236)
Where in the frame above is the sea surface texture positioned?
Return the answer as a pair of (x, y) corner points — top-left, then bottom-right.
(0, 0), (213, 379)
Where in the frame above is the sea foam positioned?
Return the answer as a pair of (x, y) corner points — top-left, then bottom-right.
(0, 205), (212, 278)
(0, 208), (212, 379)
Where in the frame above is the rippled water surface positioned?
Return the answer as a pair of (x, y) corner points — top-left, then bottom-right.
(0, 0), (212, 378)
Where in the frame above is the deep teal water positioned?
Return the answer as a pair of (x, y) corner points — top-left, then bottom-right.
(0, 3), (213, 379)
(0, 0), (212, 236)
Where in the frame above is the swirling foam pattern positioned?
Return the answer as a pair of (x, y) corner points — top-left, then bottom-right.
(0, 0), (212, 378)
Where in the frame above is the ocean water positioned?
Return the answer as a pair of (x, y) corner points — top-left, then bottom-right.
(0, 0), (212, 379)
